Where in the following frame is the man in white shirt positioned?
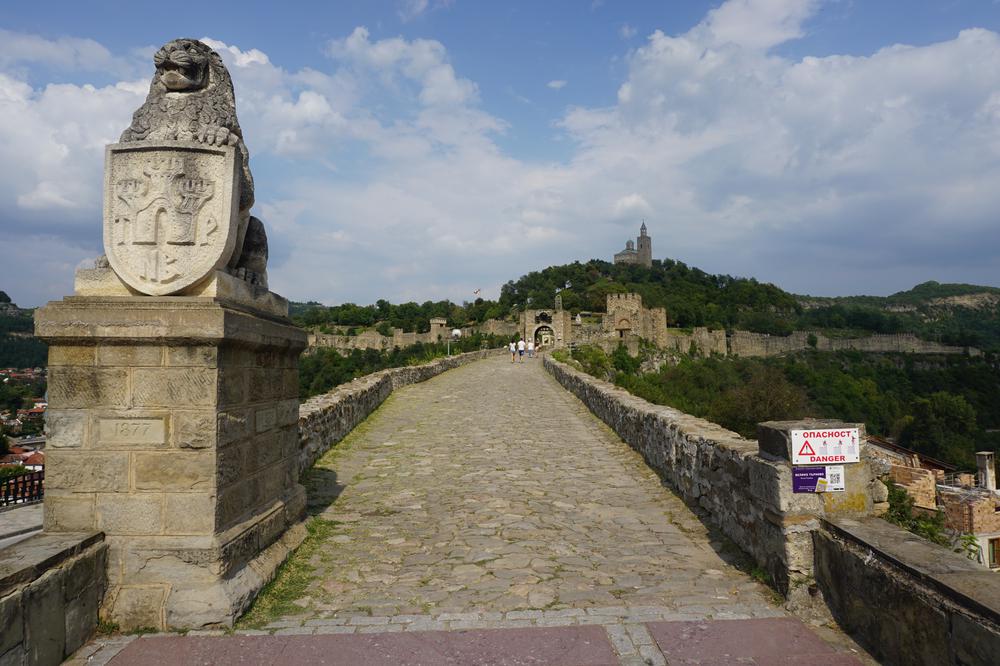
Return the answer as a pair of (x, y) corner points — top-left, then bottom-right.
(517, 338), (526, 362)
(527, 340), (535, 358)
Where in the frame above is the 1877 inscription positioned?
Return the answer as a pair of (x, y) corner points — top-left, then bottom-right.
(99, 418), (166, 444)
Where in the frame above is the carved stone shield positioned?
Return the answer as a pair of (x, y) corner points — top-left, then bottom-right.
(103, 142), (240, 296)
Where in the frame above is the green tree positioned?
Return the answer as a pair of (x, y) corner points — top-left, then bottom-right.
(707, 365), (810, 437)
(611, 344), (640, 376)
(899, 392), (979, 467)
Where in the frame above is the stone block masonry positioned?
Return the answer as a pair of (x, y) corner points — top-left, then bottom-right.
(543, 355), (882, 595)
(815, 517), (1000, 665)
(0, 532), (106, 665)
(35, 297), (308, 631)
(297, 349), (501, 474)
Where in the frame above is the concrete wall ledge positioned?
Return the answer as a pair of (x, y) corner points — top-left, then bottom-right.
(822, 517), (1000, 623)
(1, 531), (107, 665)
(0, 531), (104, 596)
(816, 517), (999, 665)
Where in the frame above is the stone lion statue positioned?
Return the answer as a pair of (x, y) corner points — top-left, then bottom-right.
(120, 38), (268, 287)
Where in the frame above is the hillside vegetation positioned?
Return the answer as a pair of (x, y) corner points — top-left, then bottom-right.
(0, 293), (47, 368)
(797, 281), (1000, 350)
(560, 344), (1000, 471)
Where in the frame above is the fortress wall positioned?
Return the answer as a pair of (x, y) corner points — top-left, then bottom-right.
(543, 355), (835, 593)
(478, 319), (519, 338)
(310, 324), (469, 355)
(297, 349), (500, 474)
(309, 331), (391, 352)
(729, 330), (972, 357)
(658, 328), (727, 357)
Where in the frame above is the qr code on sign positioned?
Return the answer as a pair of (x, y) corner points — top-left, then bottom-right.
(829, 472), (841, 484)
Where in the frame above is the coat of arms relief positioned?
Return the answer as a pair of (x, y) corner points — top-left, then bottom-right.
(103, 142), (239, 296)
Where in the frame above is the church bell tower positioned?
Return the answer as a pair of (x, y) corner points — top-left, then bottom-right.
(636, 222), (652, 267)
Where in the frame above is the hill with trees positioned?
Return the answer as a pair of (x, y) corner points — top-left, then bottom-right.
(557, 344), (1000, 471)
(291, 261), (1000, 351)
(0, 293), (47, 368)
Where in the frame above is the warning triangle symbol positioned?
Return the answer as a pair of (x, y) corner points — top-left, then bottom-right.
(798, 440), (816, 456)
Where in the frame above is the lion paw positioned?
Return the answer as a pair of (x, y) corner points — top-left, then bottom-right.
(198, 126), (232, 146)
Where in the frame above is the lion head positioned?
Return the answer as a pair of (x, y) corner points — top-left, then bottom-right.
(149, 38), (231, 97)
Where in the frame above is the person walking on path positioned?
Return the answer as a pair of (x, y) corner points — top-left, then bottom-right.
(517, 338), (526, 363)
(527, 340), (535, 358)
(509, 340), (517, 363)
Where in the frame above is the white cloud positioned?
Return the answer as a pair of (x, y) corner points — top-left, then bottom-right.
(556, 3), (1000, 292)
(620, 24), (637, 40)
(397, 0), (454, 22)
(3, 1), (1000, 307)
(327, 27), (478, 108)
(699, 0), (819, 50)
(613, 194), (652, 218)
(0, 29), (115, 71)
(547, 80), (567, 90)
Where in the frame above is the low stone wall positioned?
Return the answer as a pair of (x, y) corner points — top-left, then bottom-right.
(543, 356), (825, 592)
(815, 517), (1000, 665)
(298, 349), (500, 474)
(0, 531), (106, 665)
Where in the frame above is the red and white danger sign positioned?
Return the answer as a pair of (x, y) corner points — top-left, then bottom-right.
(791, 428), (860, 466)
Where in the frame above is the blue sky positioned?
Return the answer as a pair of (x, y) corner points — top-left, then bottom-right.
(1, 0), (999, 307)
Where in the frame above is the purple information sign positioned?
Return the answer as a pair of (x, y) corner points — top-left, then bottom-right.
(793, 466), (827, 493)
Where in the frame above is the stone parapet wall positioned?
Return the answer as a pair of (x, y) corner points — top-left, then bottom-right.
(815, 517), (1000, 665)
(298, 350), (501, 474)
(543, 356), (836, 593)
(0, 532), (106, 665)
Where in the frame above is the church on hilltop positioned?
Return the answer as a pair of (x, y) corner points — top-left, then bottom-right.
(613, 222), (652, 267)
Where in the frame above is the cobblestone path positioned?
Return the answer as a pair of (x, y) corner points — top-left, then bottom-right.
(74, 356), (874, 665)
(278, 355), (784, 639)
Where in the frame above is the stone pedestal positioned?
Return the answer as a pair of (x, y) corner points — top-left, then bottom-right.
(35, 296), (308, 629)
(756, 420), (880, 600)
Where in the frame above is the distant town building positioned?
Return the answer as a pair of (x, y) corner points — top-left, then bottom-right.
(889, 451), (1000, 570)
(614, 222), (653, 268)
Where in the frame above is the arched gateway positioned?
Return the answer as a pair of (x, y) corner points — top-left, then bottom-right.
(534, 325), (554, 347)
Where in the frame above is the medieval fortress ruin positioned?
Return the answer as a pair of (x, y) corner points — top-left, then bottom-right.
(5, 38), (998, 666)
(310, 221), (975, 359)
(312, 288), (975, 360)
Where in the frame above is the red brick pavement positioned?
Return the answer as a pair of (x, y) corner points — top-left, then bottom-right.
(107, 618), (863, 665)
